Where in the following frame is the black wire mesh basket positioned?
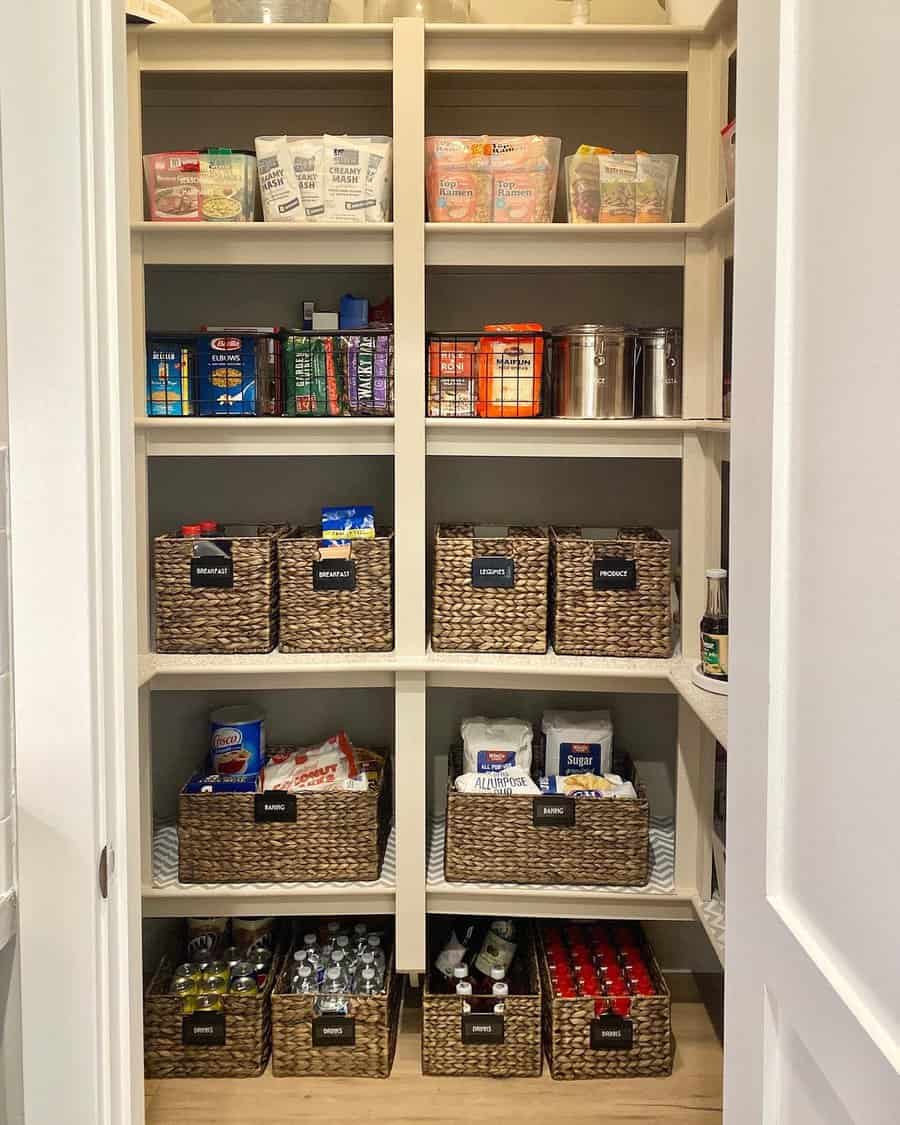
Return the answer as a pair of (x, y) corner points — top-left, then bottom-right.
(425, 329), (550, 419)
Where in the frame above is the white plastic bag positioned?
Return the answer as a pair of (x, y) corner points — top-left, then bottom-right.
(255, 135), (305, 223)
(461, 716), (533, 775)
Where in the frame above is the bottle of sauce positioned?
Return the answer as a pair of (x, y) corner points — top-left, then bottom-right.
(700, 568), (728, 681)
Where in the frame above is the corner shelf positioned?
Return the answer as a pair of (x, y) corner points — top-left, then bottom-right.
(669, 658), (728, 748)
(693, 894), (725, 966)
(144, 822), (396, 918)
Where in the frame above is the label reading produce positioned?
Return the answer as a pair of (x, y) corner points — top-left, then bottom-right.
(253, 793), (297, 823)
(312, 1016), (356, 1047)
(590, 1014), (634, 1051)
(472, 557), (515, 588)
(461, 1013), (505, 1045)
(182, 1013), (226, 1047)
(190, 558), (234, 589)
(532, 795), (576, 828)
(593, 558), (637, 591)
(313, 560), (357, 592)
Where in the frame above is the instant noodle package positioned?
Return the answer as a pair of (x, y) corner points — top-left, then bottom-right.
(565, 146), (679, 224)
(425, 135), (561, 223)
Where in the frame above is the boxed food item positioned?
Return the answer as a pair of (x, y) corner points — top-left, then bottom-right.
(427, 337), (477, 418)
(476, 324), (545, 418)
(143, 152), (201, 221)
(146, 336), (194, 415)
(143, 150), (257, 222)
(195, 333), (258, 415)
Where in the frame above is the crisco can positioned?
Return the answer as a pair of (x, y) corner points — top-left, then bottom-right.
(209, 705), (266, 776)
(194, 993), (223, 1014)
(230, 975), (258, 995)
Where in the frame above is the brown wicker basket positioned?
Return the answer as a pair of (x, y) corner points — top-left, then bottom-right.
(550, 526), (672, 658)
(144, 952), (280, 1079)
(154, 523), (290, 654)
(444, 748), (650, 886)
(177, 751), (392, 884)
(278, 528), (394, 653)
(271, 945), (403, 1078)
(538, 927), (673, 1080)
(422, 924), (542, 1078)
(432, 524), (550, 654)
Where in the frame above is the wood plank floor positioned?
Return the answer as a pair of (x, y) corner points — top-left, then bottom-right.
(145, 1001), (722, 1124)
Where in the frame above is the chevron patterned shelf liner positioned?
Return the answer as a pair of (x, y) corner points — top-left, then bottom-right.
(152, 820), (396, 891)
(427, 815), (676, 894)
(699, 894), (725, 959)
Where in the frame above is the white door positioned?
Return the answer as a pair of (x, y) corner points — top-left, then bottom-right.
(727, 1), (900, 1121)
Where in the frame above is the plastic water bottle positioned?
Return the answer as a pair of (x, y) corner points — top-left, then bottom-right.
(492, 980), (509, 1014)
(318, 966), (348, 1014)
(354, 950), (380, 991)
(302, 932), (319, 956)
(456, 978), (473, 1014)
(357, 967), (380, 996)
(366, 934), (386, 975)
(352, 922), (369, 952)
(330, 950), (352, 989)
(291, 965), (318, 996)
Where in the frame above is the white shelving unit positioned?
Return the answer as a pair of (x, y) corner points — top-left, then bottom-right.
(127, 8), (734, 996)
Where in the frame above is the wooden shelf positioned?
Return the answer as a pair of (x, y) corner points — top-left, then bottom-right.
(426, 222), (697, 268)
(132, 22), (393, 73)
(693, 894), (725, 966)
(669, 658), (728, 748)
(144, 823), (396, 918)
(136, 417), (394, 457)
(133, 221), (393, 267)
(147, 650), (397, 691)
(427, 418), (706, 459)
(701, 198), (735, 240)
(426, 815), (693, 920)
(424, 23), (699, 74)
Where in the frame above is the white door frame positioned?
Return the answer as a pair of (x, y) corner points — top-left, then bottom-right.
(726, 1), (900, 1121)
(0, 2), (140, 1122)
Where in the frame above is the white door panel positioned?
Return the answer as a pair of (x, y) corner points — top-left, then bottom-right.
(727, 0), (900, 1121)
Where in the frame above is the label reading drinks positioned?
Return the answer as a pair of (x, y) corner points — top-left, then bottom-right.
(471, 557), (515, 588)
(313, 560), (357, 592)
(590, 1014), (634, 1051)
(461, 1013), (505, 1045)
(532, 795), (576, 828)
(312, 1016), (356, 1047)
(254, 792), (297, 823)
(190, 558), (234, 589)
(182, 1012), (226, 1047)
(592, 558), (637, 591)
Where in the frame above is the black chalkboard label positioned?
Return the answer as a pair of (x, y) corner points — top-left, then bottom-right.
(532, 795), (576, 827)
(590, 1015), (634, 1050)
(182, 1012), (226, 1047)
(461, 1013), (505, 1044)
(593, 558), (637, 591)
(472, 557), (515, 588)
(254, 793), (297, 823)
(313, 560), (357, 592)
(312, 1016), (356, 1047)
(190, 558), (234, 589)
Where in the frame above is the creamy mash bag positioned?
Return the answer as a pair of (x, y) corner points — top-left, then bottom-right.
(323, 135), (371, 222)
(364, 138), (393, 222)
(255, 135), (304, 222)
(289, 137), (326, 220)
(461, 716), (533, 775)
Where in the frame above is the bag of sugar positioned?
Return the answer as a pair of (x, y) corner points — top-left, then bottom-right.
(542, 710), (613, 777)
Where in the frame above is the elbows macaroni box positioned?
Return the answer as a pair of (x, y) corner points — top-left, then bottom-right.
(196, 334), (257, 416)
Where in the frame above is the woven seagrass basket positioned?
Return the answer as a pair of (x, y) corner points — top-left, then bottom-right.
(550, 526), (672, 658)
(144, 952), (280, 1079)
(431, 524), (550, 654)
(444, 747), (649, 886)
(278, 528), (393, 653)
(154, 523), (290, 654)
(422, 924), (542, 1078)
(538, 926), (673, 1080)
(177, 750), (391, 884)
(271, 944), (403, 1078)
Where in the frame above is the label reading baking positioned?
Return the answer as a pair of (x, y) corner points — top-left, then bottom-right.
(472, 557), (515, 588)
(532, 795), (576, 827)
(592, 558), (637, 591)
(253, 793), (297, 823)
(182, 1013), (226, 1047)
(190, 558), (234, 589)
(312, 1016), (356, 1047)
(461, 1013), (505, 1045)
(590, 1014), (634, 1050)
(313, 560), (357, 592)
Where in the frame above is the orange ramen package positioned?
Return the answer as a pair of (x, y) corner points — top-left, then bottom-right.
(477, 324), (545, 418)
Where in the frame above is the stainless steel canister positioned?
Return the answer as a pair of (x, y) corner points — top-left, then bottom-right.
(637, 327), (682, 418)
(550, 325), (637, 419)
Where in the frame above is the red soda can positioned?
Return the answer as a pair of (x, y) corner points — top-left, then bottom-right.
(558, 982), (577, 999)
(607, 980), (628, 997)
(610, 996), (632, 1018)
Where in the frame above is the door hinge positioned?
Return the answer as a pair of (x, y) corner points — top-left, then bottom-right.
(98, 845), (110, 899)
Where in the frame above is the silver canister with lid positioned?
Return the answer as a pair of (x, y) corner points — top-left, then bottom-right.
(636, 327), (682, 418)
(549, 325), (638, 419)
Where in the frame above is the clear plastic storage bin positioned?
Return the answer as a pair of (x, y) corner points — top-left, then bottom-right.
(212, 0), (330, 21)
(565, 152), (679, 224)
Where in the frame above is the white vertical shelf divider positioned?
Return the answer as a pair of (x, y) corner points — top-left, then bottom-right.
(391, 17), (427, 971)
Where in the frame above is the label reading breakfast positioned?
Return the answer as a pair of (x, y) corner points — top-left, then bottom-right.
(471, 557), (515, 588)
(190, 558), (234, 589)
(312, 560), (357, 592)
(254, 793), (297, 823)
(593, 558), (637, 591)
(590, 1014), (634, 1051)
(312, 1016), (356, 1047)
(461, 1013), (505, 1045)
(182, 1013), (226, 1047)
(532, 795), (576, 827)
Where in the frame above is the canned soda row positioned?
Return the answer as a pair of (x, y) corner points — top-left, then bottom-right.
(170, 946), (273, 1014)
(542, 921), (657, 1018)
